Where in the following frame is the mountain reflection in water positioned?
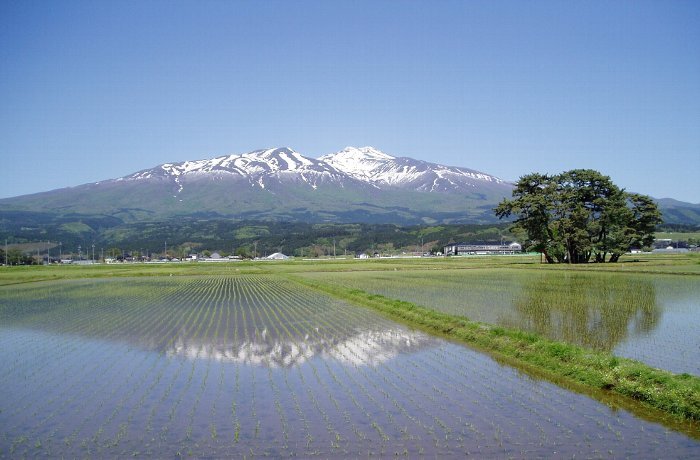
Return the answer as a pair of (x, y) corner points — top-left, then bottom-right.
(0, 276), (436, 368)
(167, 328), (432, 367)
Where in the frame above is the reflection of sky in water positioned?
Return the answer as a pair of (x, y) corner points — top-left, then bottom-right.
(1, 324), (698, 458)
(1, 277), (699, 457)
(614, 282), (700, 375)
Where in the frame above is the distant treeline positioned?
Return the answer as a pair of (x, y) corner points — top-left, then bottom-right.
(0, 212), (517, 259)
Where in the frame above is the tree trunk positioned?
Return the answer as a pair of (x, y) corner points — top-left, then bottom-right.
(543, 250), (555, 264)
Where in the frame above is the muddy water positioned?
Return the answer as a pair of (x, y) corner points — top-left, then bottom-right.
(0, 276), (698, 457)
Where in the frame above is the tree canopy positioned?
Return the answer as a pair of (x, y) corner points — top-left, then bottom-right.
(495, 169), (661, 263)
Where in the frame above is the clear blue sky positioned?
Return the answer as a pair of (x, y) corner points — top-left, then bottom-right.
(1, 0), (699, 202)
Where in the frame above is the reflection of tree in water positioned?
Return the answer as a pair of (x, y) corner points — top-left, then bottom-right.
(500, 273), (660, 352)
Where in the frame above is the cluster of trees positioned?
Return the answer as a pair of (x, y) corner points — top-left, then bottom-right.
(0, 248), (36, 265)
(495, 169), (662, 263)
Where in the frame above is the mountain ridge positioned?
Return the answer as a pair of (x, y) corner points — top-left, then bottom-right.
(1, 146), (698, 226)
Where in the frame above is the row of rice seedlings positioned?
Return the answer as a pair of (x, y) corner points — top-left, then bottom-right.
(144, 281), (223, 453)
(347, 349), (463, 452)
(267, 282), (371, 455)
(227, 280), (243, 446)
(99, 283), (213, 454)
(139, 279), (223, 456)
(243, 276), (359, 454)
(306, 313), (449, 454)
(179, 279), (227, 449)
(244, 275), (309, 454)
(250, 283), (301, 454)
(9, 336), (149, 455)
(206, 278), (235, 449)
(234, 277), (263, 453)
(0, 284), (142, 395)
(256, 290), (340, 455)
(431, 341), (673, 457)
(3, 284), (159, 437)
(71, 279), (226, 455)
(269, 280), (423, 455)
(407, 347), (529, 454)
(64, 281), (194, 455)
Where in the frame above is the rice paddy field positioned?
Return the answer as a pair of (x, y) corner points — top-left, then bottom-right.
(302, 268), (700, 376)
(1, 256), (699, 457)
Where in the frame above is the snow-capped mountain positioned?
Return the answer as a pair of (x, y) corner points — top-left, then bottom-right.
(2, 145), (698, 225)
(320, 146), (506, 192)
(0, 146), (515, 224)
(119, 146), (508, 195)
(124, 147), (354, 191)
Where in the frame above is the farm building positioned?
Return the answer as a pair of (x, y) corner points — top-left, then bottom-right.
(443, 241), (522, 256)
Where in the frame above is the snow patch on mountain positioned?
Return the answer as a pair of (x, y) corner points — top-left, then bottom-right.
(321, 146), (506, 192)
(122, 145), (508, 194)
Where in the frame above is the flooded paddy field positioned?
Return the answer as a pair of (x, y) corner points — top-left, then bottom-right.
(304, 269), (700, 376)
(1, 275), (698, 457)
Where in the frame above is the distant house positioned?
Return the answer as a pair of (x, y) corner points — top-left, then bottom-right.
(266, 252), (289, 260)
(202, 252), (231, 262)
(443, 241), (522, 256)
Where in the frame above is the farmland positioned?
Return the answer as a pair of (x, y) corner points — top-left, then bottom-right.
(1, 255), (699, 456)
(302, 268), (700, 375)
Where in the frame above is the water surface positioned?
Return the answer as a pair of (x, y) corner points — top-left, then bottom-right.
(1, 276), (698, 457)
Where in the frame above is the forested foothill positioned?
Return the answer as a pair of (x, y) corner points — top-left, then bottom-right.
(0, 218), (515, 263)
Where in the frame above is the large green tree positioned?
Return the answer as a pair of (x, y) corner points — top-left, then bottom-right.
(495, 169), (661, 263)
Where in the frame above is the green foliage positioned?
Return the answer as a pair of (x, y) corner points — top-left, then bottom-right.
(495, 169), (662, 263)
(2, 215), (515, 258)
(0, 248), (35, 265)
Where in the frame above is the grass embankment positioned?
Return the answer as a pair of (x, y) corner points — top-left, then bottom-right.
(292, 276), (700, 423)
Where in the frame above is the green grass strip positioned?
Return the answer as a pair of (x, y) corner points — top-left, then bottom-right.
(291, 276), (700, 423)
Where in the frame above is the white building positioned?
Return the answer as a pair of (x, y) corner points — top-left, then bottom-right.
(443, 242), (522, 256)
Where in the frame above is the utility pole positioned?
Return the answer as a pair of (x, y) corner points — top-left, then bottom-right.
(4, 239), (7, 266)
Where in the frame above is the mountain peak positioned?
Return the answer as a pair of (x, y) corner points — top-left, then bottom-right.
(337, 146), (395, 161)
